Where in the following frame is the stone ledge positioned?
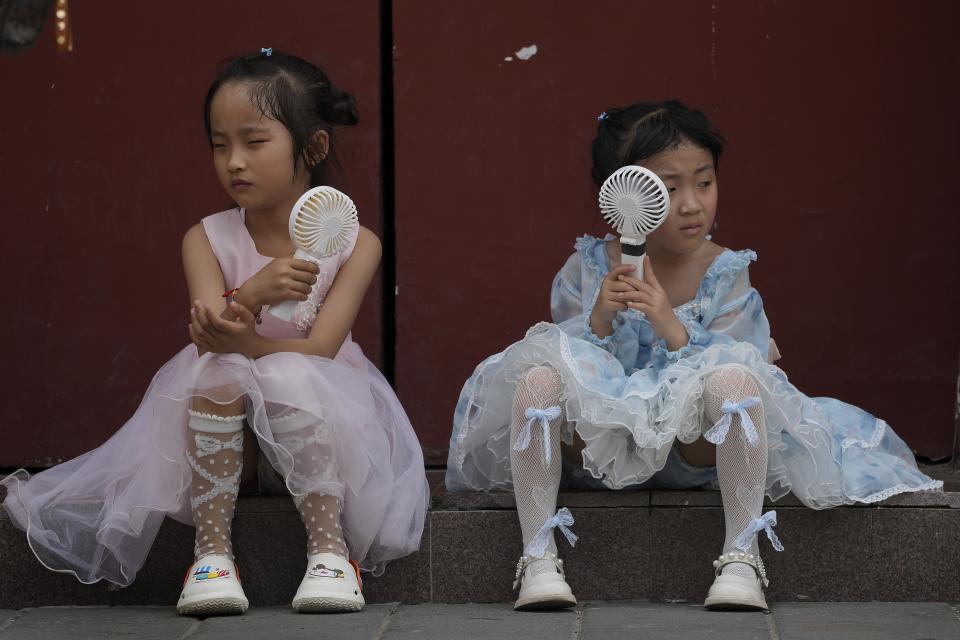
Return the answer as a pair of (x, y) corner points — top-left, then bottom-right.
(431, 487), (960, 511)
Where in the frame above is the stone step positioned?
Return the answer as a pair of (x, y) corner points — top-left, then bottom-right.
(1, 470), (957, 608)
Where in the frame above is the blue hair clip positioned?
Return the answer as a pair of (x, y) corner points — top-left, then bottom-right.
(260, 47), (273, 57)
(597, 111), (608, 122)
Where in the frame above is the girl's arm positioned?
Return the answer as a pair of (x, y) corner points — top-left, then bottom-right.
(551, 247), (641, 368)
(648, 256), (771, 365)
(189, 227), (381, 360)
(249, 227), (381, 359)
(183, 223), (230, 318)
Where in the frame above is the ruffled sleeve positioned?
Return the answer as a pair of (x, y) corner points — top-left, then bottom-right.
(550, 236), (640, 368)
(650, 250), (770, 367)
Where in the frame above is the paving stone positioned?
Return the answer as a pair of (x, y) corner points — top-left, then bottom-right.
(362, 535), (431, 604)
(193, 605), (395, 640)
(5, 494), (959, 607)
(429, 510), (520, 603)
(771, 602), (960, 640)
(580, 601), (771, 640)
(647, 507), (726, 602)
(381, 603), (577, 640)
(431, 507), (652, 603)
(763, 506), (880, 602)
(233, 508), (431, 606)
(0, 607), (195, 639)
(0, 610), (18, 633)
(870, 508), (960, 601)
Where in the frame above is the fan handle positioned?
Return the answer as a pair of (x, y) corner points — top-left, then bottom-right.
(266, 247), (314, 322)
(620, 235), (648, 281)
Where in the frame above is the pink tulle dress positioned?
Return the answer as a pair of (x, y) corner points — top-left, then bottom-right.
(1, 207), (430, 587)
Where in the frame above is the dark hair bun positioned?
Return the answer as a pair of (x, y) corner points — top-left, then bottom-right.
(330, 87), (359, 127)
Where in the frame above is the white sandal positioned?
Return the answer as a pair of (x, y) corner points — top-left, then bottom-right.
(513, 552), (577, 611)
(704, 551), (769, 611)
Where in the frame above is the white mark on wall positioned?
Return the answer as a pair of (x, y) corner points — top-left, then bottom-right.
(515, 44), (538, 60)
(504, 56), (513, 62)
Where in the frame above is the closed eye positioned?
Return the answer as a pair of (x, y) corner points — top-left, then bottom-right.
(248, 139), (267, 145)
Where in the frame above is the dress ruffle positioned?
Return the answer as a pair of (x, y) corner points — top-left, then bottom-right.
(446, 236), (942, 507)
(2, 342), (430, 587)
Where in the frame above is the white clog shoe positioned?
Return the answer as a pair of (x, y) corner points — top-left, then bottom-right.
(292, 553), (365, 613)
(177, 555), (249, 616)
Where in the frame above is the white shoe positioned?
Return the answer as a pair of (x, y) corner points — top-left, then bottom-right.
(513, 553), (577, 611)
(292, 553), (365, 613)
(704, 551), (768, 611)
(177, 555), (249, 616)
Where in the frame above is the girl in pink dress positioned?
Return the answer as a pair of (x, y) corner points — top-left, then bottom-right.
(1, 48), (429, 616)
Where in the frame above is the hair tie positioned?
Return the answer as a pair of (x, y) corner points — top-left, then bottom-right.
(597, 111), (608, 122)
(260, 47), (273, 57)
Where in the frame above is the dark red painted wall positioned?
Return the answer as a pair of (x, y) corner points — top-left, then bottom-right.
(3, 1), (957, 468)
(393, 0), (959, 462)
(0, 1), (384, 466)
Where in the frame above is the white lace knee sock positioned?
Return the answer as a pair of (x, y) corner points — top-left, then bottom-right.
(703, 367), (781, 581)
(187, 410), (244, 561)
(270, 407), (348, 560)
(510, 366), (576, 580)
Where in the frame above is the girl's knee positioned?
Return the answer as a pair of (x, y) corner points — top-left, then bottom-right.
(704, 366), (760, 399)
(520, 365), (561, 391)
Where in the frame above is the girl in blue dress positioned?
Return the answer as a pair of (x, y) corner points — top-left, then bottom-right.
(445, 100), (941, 611)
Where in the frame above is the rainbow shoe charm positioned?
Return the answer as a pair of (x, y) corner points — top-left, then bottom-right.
(177, 555), (248, 616)
(292, 552), (364, 613)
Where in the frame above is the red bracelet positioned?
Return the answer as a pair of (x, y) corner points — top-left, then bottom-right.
(222, 287), (262, 325)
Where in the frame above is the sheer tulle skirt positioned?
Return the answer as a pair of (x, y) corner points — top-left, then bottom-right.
(2, 342), (429, 587)
(446, 322), (942, 507)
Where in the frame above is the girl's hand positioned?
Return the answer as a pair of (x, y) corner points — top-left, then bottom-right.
(239, 258), (320, 309)
(189, 300), (261, 357)
(618, 256), (688, 350)
(589, 264), (640, 339)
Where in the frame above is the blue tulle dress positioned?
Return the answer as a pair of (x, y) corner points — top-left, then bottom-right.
(446, 235), (942, 507)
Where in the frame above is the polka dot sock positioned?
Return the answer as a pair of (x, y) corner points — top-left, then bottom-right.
(293, 494), (348, 559)
(186, 409), (244, 560)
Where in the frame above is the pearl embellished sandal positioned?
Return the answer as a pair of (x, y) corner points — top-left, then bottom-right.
(513, 552), (577, 611)
(703, 550), (769, 611)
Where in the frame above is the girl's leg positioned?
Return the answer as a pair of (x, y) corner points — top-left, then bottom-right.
(701, 366), (778, 610)
(186, 396), (245, 561)
(177, 395), (248, 616)
(269, 406), (361, 612)
(509, 366), (576, 610)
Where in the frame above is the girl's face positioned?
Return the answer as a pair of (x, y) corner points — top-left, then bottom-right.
(641, 142), (718, 254)
(209, 82), (309, 213)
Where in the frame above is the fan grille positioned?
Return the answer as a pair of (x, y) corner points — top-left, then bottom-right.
(599, 165), (669, 237)
(290, 187), (359, 258)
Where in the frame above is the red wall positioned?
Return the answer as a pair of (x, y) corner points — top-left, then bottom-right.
(0, 1), (384, 466)
(393, 0), (959, 462)
(2, 1), (957, 468)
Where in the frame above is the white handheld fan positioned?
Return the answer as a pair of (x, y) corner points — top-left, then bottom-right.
(598, 165), (670, 281)
(267, 186), (359, 322)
